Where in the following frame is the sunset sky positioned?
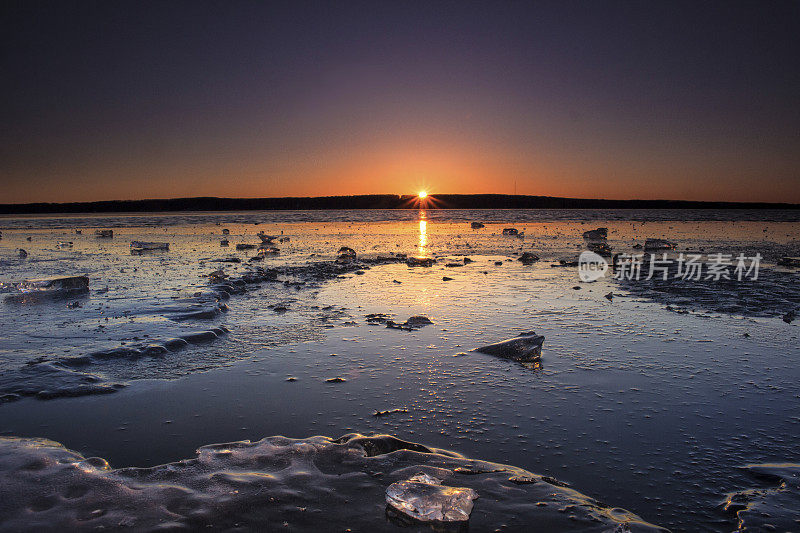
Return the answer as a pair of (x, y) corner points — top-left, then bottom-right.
(2, 1), (798, 204)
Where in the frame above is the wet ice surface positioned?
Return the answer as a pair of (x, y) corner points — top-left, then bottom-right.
(0, 434), (664, 532)
(617, 259), (800, 319)
(1, 209), (800, 532)
(722, 463), (800, 531)
(0, 223), (362, 400)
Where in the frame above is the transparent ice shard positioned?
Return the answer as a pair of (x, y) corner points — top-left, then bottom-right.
(385, 473), (478, 522)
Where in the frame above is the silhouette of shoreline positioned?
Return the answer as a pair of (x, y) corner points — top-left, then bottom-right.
(1, 194), (797, 215)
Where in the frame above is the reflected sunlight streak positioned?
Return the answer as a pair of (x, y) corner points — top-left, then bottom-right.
(418, 218), (427, 256)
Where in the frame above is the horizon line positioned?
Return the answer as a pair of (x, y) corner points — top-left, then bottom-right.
(2, 193), (799, 215)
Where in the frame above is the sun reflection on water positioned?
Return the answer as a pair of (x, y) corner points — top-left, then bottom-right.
(418, 211), (427, 255)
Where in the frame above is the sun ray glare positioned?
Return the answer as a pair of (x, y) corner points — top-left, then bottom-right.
(418, 190), (427, 199)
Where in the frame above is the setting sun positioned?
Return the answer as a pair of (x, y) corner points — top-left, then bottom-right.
(418, 191), (427, 199)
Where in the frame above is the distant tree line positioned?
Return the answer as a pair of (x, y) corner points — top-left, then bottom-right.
(0, 194), (797, 214)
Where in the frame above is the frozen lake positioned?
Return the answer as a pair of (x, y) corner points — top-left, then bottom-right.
(1, 209), (799, 531)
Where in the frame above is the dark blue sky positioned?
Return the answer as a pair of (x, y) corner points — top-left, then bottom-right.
(2, 0), (798, 202)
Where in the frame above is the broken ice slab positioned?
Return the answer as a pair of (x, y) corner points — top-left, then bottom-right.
(95, 229), (113, 238)
(470, 222), (484, 229)
(130, 241), (169, 253)
(337, 246), (357, 263)
(406, 315), (433, 327)
(406, 256), (436, 267)
(386, 473), (478, 523)
(582, 227), (608, 241)
(4, 275), (90, 303)
(18, 275), (89, 293)
(587, 241), (613, 256)
(386, 315), (434, 331)
(643, 238), (677, 253)
(473, 331), (544, 362)
(582, 227), (612, 255)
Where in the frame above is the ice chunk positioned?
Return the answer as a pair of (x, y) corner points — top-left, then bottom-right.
(130, 241), (169, 253)
(470, 222), (484, 229)
(337, 246), (357, 263)
(406, 256), (435, 267)
(588, 242), (612, 256)
(502, 227), (519, 236)
(95, 229), (113, 238)
(644, 238), (676, 253)
(518, 252), (539, 264)
(18, 275), (89, 293)
(473, 331), (544, 362)
(406, 315), (433, 327)
(386, 473), (478, 522)
(386, 315), (434, 331)
(583, 227), (612, 255)
(4, 275), (89, 303)
(582, 227), (608, 241)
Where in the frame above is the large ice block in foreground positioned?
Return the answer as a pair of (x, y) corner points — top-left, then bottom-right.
(386, 473), (478, 522)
